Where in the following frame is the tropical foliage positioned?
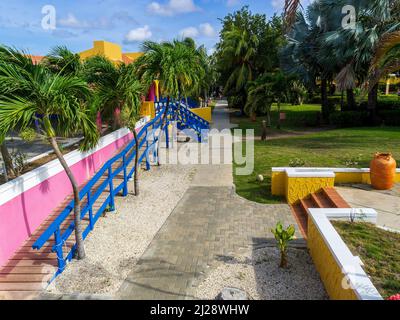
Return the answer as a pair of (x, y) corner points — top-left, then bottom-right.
(0, 46), (99, 258)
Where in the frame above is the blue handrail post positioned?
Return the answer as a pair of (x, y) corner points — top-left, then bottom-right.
(87, 191), (94, 230)
(165, 121), (170, 149)
(108, 166), (116, 212)
(122, 153), (128, 197)
(145, 129), (151, 171)
(54, 228), (65, 274)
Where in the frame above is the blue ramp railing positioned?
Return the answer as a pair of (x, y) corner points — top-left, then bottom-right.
(32, 106), (167, 279)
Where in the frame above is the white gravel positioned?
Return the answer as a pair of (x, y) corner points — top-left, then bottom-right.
(193, 246), (329, 300)
(46, 163), (196, 296)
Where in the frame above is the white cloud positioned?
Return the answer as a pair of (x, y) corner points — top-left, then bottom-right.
(271, 0), (285, 10)
(125, 25), (152, 42)
(226, 0), (240, 6)
(179, 26), (199, 38)
(179, 23), (216, 39)
(148, 0), (199, 16)
(199, 23), (215, 37)
(58, 14), (86, 28)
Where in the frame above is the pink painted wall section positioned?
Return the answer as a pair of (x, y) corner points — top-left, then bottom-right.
(0, 130), (134, 266)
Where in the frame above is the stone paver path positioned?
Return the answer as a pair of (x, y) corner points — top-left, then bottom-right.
(117, 102), (300, 300)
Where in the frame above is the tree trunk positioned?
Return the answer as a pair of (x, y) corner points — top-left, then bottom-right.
(133, 130), (139, 196)
(321, 77), (329, 121)
(368, 84), (379, 124)
(49, 137), (86, 260)
(1, 141), (15, 177)
(346, 89), (356, 111)
(280, 250), (288, 268)
(277, 101), (281, 130)
(157, 95), (170, 166)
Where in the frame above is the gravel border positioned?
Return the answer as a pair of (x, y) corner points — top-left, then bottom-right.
(193, 246), (329, 300)
(46, 163), (196, 295)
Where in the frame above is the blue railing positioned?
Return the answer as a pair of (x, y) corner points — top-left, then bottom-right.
(32, 101), (209, 281)
(32, 106), (167, 279)
(172, 102), (210, 142)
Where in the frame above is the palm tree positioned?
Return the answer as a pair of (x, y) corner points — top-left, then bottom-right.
(0, 46), (38, 178)
(217, 24), (259, 114)
(0, 49), (99, 259)
(134, 39), (204, 135)
(83, 56), (143, 195)
(42, 45), (82, 76)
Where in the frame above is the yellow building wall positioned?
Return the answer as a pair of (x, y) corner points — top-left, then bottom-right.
(308, 217), (358, 300)
(140, 101), (155, 119)
(191, 107), (212, 122)
(286, 176), (335, 204)
(124, 52), (144, 62)
(80, 41), (123, 62)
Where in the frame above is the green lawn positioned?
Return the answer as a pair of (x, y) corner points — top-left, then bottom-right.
(332, 221), (400, 299)
(233, 126), (400, 204)
(230, 103), (326, 136)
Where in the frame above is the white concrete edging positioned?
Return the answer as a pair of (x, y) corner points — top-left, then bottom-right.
(273, 167), (400, 174)
(0, 123), (150, 207)
(308, 208), (383, 300)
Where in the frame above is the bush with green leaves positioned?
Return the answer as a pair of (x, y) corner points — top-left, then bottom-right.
(10, 150), (27, 177)
(289, 158), (306, 167)
(341, 154), (364, 168)
(271, 222), (296, 268)
(19, 128), (37, 142)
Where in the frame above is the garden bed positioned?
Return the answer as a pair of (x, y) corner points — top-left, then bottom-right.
(332, 221), (400, 299)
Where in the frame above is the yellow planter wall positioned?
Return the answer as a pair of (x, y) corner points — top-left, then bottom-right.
(191, 107), (212, 122)
(308, 217), (358, 300)
(286, 176), (335, 204)
(272, 169), (400, 199)
(271, 171), (286, 196)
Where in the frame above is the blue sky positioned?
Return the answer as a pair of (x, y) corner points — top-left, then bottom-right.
(0, 0), (303, 55)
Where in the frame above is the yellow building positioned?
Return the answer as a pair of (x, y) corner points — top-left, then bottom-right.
(79, 40), (143, 64)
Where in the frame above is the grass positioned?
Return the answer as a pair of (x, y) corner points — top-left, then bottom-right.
(230, 103), (326, 136)
(233, 126), (400, 204)
(332, 221), (400, 299)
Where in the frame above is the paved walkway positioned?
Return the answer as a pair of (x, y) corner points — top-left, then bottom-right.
(336, 185), (400, 231)
(117, 101), (300, 300)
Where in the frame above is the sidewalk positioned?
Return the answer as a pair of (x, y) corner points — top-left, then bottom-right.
(117, 101), (300, 300)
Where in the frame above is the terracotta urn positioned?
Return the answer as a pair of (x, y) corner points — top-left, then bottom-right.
(370, 153), (397, 190)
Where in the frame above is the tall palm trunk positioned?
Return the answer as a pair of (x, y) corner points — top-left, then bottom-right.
(321, 77), (329, 121)
(49, 137), (86, 259)
(133, 130), (139, 196)
(1, 141), (15, 177)
(346, 89), (356, 111)
(368, 84), (379, 124)
(277, 100), (282, 130)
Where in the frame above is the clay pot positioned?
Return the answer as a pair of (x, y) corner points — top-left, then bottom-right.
(370, 153), (397, 190)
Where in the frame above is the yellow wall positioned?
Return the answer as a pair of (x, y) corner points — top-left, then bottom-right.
(191, 107), (212, 122)
(272, 171), (286, 196)
(79, 41), (143, 64)
(272, 170), (400, 199)
(286, 176), (335, 204)
(124, 52), (144, 61)
(140, 101), (155, 119)
(308, 217), (358, 300)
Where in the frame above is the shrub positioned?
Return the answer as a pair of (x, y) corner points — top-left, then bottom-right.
(289, 158), (306, 167)
(341, 154), (364, 168)
(19, 128), (37, 142)
(329, 111), (369, 127)
(379, 110), (400, 126)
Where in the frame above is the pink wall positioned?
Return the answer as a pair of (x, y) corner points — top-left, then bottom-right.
(0, 131), (134, 266)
